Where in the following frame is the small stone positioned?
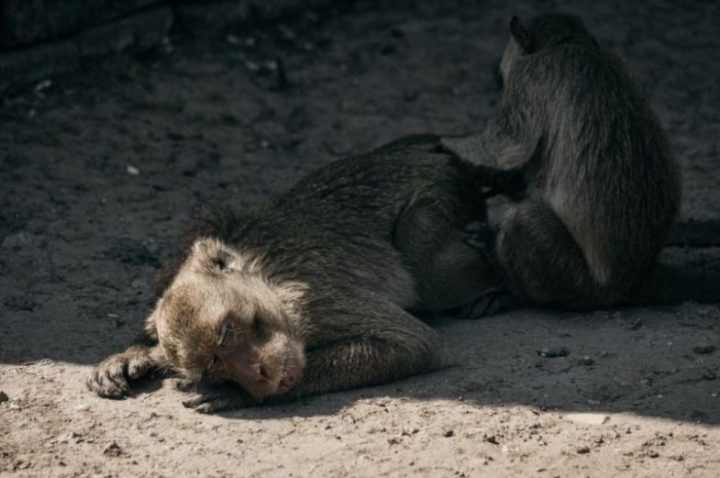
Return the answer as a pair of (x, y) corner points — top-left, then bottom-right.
(565, 413), (609, 425)
(127, 165), (140, 176)
(387, 437), (401, 445)
(537, 346), (569, 358)
(576, 445), (590, 454)
(443, 429), (455, 438)
(74, 403), (90, 412)
(103, 442), (123, 457)
(702, 370), (717, 381)
(2, 232), (34, 249)
(0, 391), (9, 404)
(485, 435), (499, 445)
(693, 345), (716, 355)
(35, 79), (52, 92)
(578, 356), (595, 366)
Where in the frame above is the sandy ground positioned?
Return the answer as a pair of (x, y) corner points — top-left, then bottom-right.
(1, 0), (719, 476)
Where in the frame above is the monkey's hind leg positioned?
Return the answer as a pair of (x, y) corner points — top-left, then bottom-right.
(491, 200), (608, 309)
(298, 302), (445, 397)
(393, 200), (504, 313)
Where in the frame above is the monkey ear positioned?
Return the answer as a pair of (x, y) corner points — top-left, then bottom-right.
(193, 238), (239, 273)
(510, 16), (532, 53)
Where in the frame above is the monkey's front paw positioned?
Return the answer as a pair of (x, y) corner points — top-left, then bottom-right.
(86, 348), (155, 399)
(458, 291), (515, 319)
(181, 383), (257, 414)
(465, 222), (496, 252)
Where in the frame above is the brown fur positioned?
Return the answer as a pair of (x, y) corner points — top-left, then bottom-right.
(87, 135), (500, 412)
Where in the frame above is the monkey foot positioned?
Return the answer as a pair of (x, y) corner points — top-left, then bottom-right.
(458, 291), (515, 319)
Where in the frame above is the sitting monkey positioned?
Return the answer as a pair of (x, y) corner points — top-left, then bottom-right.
(87, 136), (501, 413)
(443, 14), (682, 313)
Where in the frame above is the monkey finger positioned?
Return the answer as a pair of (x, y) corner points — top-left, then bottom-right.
(182, 394), (250, 414)
(465, 221), (486, 233)
(459, 291), (514, 319)
(87, 368), (129, 399)
(126, 355), (154, 380)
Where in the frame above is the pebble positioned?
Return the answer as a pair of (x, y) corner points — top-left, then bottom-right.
(693, 345), (716, 355)
(2, 232), (34, 249)
(576, 445), (591, 454)
(103, 442), (123, 457)
(578, 356), (595, 366)
(126, 165), (140, 176)
(565, 413), (609, 425)
(537, 346), (569, 358)
(0, 391), (9, 404)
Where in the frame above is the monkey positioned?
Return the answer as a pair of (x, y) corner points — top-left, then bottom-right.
(87, 135), (503, 413)
(441, 14), (682, 314)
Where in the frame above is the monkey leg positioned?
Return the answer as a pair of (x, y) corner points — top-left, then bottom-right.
(87, 342), (167, 399)
(492, 200), (610, 309)
(393, 200), (502, 312)
(182, 301), (443, 413)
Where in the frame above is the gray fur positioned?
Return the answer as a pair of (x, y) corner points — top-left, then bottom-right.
(443, 14), (682, 310)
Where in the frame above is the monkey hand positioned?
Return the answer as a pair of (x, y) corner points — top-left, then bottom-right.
(465, 221), (496, 252)
(87, 345), (157, 399)
(181, 382), (260, 414)
(458, 291), (515, 319)
(481, 169), (526, 199)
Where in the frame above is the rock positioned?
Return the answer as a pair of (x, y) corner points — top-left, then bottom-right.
(103, 441), (123, 457)
(0, 391), (9, 404)
(578, 355), (595, 366)
(576, 445), (590, 454)
(564, 413), (609, 425)
(693, 345), (716, 355)
(537, 346), (569, 358)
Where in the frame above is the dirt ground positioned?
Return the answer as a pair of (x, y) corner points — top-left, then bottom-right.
(1, 0), (719, 477)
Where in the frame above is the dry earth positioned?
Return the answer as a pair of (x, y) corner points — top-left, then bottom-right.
(1, 0), (719, 477)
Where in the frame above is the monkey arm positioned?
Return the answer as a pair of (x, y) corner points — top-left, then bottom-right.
(86, 339), (168, 399)
(441, 107), (539, 171)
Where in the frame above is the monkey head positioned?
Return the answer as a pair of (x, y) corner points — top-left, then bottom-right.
(499, 14), (599, 86)
(146, 238), (307, 400)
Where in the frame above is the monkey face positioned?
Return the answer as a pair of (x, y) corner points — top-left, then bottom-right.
(150, 238), (307, 399)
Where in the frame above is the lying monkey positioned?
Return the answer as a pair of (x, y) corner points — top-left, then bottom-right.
(87, 136), (501, 413)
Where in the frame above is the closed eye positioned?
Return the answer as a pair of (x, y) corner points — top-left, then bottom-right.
(217, 320), (231, 347)
(252, 315), (263, 334)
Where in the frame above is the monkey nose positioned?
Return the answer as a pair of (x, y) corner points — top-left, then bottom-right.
(253, 362), (273, 383)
